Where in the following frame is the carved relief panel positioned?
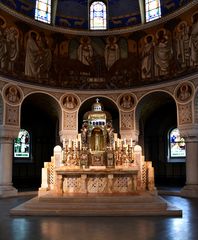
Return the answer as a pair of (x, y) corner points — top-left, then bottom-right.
(178, 103), (192, 125)
(63, 112), (77, 130)
(120, 111), (134, 130)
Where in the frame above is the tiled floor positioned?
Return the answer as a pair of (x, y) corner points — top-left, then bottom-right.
(0, 192), (198, 240)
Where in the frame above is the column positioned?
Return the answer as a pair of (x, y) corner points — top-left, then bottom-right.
(180, 126), (198, 197)
(0, 136), (18, 197)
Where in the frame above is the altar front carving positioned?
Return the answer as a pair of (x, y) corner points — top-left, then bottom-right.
(55, 169), (138, 194)
(39, 99), (155, 196)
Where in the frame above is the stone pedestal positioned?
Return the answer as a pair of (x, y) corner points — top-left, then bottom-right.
(0, 126), (19, 197)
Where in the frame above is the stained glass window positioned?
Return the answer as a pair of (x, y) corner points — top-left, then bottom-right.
(14, 129), (31, 159)
(90, 1), (107, 30)
(145, 0), (161, 22)
(169, 128), (186, 159)
(35, 0), (51, 24)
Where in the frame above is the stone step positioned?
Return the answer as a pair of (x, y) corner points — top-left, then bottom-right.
(24, 197), (167, 211)
(10, 193), (182, 217)
(38, 192), (159, 203)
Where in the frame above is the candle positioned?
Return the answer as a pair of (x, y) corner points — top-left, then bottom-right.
(130, 138), (133, 147)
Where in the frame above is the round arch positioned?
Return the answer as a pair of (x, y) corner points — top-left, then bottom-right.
(134, 90), (185, 187)
(13, 92), (62, 190)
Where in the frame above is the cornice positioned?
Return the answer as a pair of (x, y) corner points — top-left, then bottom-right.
(0, 72), (198, 96)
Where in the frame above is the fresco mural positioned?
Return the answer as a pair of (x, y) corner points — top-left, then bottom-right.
(0, 5), (198, 90)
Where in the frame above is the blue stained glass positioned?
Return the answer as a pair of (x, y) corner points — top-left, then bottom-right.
(90, 1), (107, 30)
(169, 128), (186, 158)
(145, 0), (161, 22)
(14, 129), (31, 159)
(35, 0), (51, 24)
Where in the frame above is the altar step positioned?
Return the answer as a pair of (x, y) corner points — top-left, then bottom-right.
(10, 192), (182, 217)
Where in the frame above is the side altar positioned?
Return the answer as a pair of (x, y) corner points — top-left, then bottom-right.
(39, 99), (155, 196)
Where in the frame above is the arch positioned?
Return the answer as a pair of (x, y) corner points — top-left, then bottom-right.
(78, 96), (119, 136)
(13, 92), (61, 189)
(135, 90), (176, 133)
(22, 92), (62, 129)
(135, 90), (185, 186)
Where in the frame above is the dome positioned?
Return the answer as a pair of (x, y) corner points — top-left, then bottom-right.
(0, 0), (194, 30)
(83, 99), (112, 121)
(92, 98), (103, 112)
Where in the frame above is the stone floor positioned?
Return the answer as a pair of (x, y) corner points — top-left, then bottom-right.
(0, 190), (198, 240)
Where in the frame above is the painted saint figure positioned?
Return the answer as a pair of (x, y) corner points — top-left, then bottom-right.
(105, 36), (119, 70)
(78, 36), (93, 65)
(189, 12), (198, 67)
(154, 29), (173, 78)
(141, 35), (155, 79)
(25, 31), (41, 78)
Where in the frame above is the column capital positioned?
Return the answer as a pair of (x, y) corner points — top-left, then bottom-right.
(178, 125), (198, 142)
(0, 125), (20, 139)
(59, 129), (78, 142)
(120, 130), (139, 143)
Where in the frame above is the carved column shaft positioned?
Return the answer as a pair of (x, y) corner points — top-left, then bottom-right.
(0, 137), (13, 186)
(0, 126), (19, 197)
(179, 126), (198, 197)
(185, 137), (198, 185)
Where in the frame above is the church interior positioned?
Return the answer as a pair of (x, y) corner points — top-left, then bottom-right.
(1, 0), (198, 239)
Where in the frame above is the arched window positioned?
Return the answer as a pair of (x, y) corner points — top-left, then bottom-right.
(168, 128), (186, 162)
(14, 129), (31, 161)
(35, 0), (51, 24)
(145, 0), (161, 22)
(90, 1), (107, 30)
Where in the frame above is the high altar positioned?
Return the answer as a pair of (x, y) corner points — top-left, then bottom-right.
(11, 99), (182, 217)
(39, 99), (155, 195)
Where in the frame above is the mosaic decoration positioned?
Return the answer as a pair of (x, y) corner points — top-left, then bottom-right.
(176, 82), (193, 102)
(4, 85), (21, 105)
